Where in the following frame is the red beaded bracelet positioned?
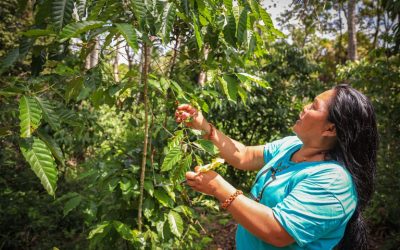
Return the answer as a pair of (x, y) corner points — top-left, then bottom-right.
(221, 190), (243, 210)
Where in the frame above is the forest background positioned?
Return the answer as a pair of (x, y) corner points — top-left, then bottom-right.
(0, 0), (399, 249)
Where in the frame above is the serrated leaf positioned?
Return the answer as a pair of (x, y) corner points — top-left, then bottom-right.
(59, 21), (105, 42)
(161, 146), (182, 172)
(168, 210), (183, 237)
(76, 0), (87, 19)
(88, 221), (111, 239)
(192, 14), (203, 49)
(219, 75), (238, 102)
(20, 138), (58, 196)
(113, 221), (134, 242)
(130, 0), (146, 28)
(154, 189), (174, 207)
(19, 96), (42, 138)
(193, 139), (219, 155)
(172, 154), (192, 184)
(237, 7), (249, 45)
(35, 97), (61, 131)
(168, 130), (184, 148)
(115, 23), (138, 51)
(52, 0), (74, 30)
(63, 194), (81, 216)
(236, 72), (270, 89)
(224, 0), (232, 12)
(223, 14), (236, 46)
(160, 2), (176, 44)
(36, 129), (65, 165)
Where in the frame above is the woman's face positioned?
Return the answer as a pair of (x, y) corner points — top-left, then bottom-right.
(293, 90), (336, 141)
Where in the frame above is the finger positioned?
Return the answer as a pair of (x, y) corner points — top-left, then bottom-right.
(176, 117), (182, 123)
(185, 171), (198, 181)
(194, 166), (201, 173)
(177, 104), (193, 111)
(186, 179), (197, 187)
(180, 112), (190, 120)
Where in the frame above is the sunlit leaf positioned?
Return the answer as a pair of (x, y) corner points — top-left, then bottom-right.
(236, 72), (270, 89)
(35, 97), (61, 131)
(115, 23), (138, 51)
(193, 139), (219, 155)
(161, 146), (182, 172)
(88, 221), (111, 239)
(154, 189), (174, 207)
(19, 96), (42, 138)
(160, 2), (176, 44)
(37, 129), (65, 165)
(59, 21), (105, 42)
(20, 138), (58, 196)
(168, 210), (183, 237)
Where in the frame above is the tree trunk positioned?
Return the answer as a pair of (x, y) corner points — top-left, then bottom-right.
(372, 0), (381, 49)
(85, 37), (99, 69)
(347, 0), (358, 61)
(197, 46), (209, 87)
(337, 1), (344, 64)
(137, 42), (151, 232)
(113, 39), (120, 82)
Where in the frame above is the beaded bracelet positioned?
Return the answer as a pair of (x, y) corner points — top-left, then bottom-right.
(221, 190), (243, 210)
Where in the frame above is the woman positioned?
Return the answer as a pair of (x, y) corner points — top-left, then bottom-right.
(176, 84), (378, 250)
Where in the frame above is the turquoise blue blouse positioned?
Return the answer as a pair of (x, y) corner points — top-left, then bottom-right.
(236, 136), (357, 250)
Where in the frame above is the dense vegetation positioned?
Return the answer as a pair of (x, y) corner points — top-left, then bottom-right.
(0, 0), (398, 249)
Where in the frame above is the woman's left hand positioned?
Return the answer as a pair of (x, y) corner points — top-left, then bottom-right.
(185, 166), (225, 196)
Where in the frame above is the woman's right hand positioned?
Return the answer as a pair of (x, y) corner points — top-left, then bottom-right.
(175, 104), (209, 132)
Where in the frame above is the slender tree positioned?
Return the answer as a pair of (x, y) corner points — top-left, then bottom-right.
(348, 0), (358, 61)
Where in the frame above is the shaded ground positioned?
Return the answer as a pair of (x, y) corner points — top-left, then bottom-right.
(199, 212), (237, 250)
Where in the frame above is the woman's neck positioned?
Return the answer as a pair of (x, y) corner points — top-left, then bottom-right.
(291, 146), (329, 163)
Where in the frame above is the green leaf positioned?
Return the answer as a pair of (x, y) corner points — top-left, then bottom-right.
(236, 72), (270, 89)
(115, 23), (138, 51)
(237, 85), (248, 104)
(154, 189), (174, 207)
(63, 194), (82, 216)
(193, 139), (219, 155)
(36, 129), (65, 165)
(76, 0), (87, 18)
(65, 77), (84, 102)
(172, 154), (192, 184)
(218, 75), (238, 102)
(59, 21), (105, 42)
(20, 138), (58, 196)
(144, 180), (154, 196)
(223, 0), (233, 12)
(0, 48), (19, 74)
(113, 221), (134, 242)
(161, 146), (182, 172)
(237, 7), (249, 45)
(192, 14), (203, 49)
(168, 210), (183, 237)
(22, 29), (55, 37)
(35, 97), (61, 131)
(160, 2), (176, 44)
(88, 221), (111, 239)
(130, 0), (146, 26)
(52, 0), (74, 30)
(223, 14), (237, 46)
(19, 96), (42, 138)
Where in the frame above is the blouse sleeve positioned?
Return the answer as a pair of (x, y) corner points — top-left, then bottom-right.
(271, 171), (355, 247)
(263, 136), (298, 163)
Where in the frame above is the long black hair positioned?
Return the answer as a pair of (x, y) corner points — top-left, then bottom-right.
(327, 84), (378, 250)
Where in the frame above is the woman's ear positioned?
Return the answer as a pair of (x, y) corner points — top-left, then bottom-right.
(322, 123), (336, 137)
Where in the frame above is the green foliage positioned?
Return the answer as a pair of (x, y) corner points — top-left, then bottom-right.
(20, 137), (58, 196)
(52, 0), (74, 30)
(19, 96), (42, 138)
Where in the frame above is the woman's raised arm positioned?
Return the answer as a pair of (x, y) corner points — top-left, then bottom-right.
(176, 104), (265, 171)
